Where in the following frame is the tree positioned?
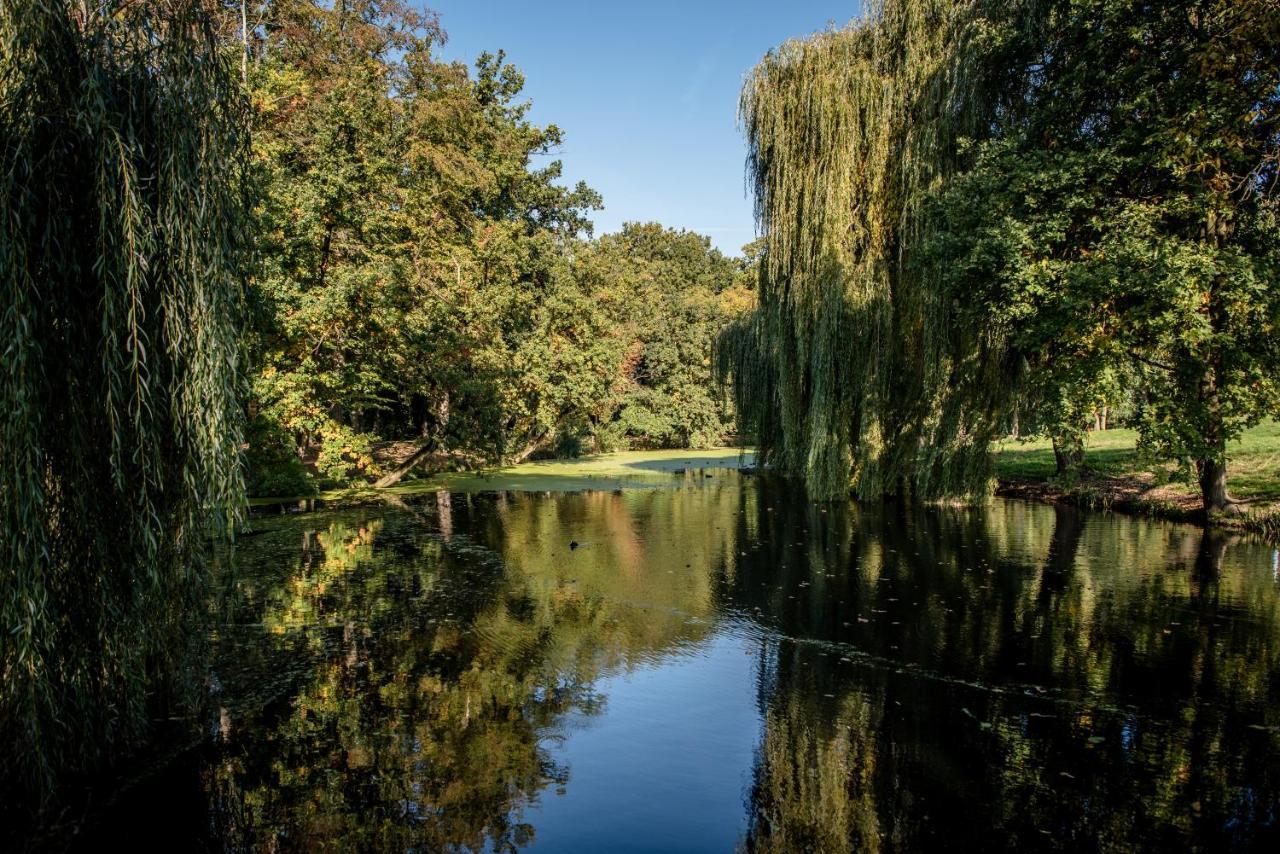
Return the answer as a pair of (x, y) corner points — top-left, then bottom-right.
(241, 3), (747, 492)
(581, 223), (750, 450)
(244, 1), (603, 489)
(729, 0), (1280, 511)
(0, 0), (248, 799)
(724, 0), (1020, 501)
(926, 141), (1135, 479)
(930, 0), (1280, 512)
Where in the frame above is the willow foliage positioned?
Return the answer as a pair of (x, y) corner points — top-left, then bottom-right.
(726, 0), (1021, 500)
(0, 0), (248, 797)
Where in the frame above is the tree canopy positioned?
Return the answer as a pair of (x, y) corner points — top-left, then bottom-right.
(244, 0), (606, 491)
(724, 0), (1018, 502)
(241, 2), (749, 495)
(724, 0), (1280, 510)
(929, 0), (1280, 511)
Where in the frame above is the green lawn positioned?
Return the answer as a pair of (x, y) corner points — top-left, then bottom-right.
(250, 448), (756, 505)
(994, 421), (1280, 501)
(396, 447), (756, 493)
(254, 427), (1280, 509)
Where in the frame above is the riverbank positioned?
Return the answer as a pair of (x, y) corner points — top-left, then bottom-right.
(252, 432), (1280, 541)
(993, 423), (1280, 538)
(250, 448), (757, 507)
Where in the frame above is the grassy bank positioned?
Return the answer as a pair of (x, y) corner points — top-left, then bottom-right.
(994, 422), (1280, 535)
(250, 448), (756, 506)
(254, 431), (1280, 539)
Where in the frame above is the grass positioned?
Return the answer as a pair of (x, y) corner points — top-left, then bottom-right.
(249, 448), (756, 506)
(248, 431), (1280, 545)
(253, 426), (1280, 533)
(994, 421), (1280, 502)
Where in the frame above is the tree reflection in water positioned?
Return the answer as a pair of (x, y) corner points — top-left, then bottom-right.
(82, 476), (1280, 851)
(733, 481), (1280, 852)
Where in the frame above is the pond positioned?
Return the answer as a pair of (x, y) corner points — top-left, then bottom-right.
(80, 469), (1280, 851)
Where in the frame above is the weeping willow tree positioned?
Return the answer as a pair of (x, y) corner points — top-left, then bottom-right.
(720, 0), (1023, 500)
(0, 0), (248, 801)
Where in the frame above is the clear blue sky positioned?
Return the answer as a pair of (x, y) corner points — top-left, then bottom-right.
(430, 1), (859, 256)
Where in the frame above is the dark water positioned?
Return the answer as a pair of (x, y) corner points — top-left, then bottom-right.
(79, 473), (1280, 851)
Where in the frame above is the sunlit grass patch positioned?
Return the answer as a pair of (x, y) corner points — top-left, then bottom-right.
(994, 422), (1280, 501)
(250, 448), (757, 505)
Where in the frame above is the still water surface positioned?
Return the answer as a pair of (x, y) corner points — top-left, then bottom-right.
(87, 471), (1280, 851)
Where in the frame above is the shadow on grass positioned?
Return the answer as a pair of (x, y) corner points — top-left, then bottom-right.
(996, 445), (1141, 481)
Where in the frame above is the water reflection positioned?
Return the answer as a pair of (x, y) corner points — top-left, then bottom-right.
(81, 476), (1280, 851)
(733, 481), (1280, 851)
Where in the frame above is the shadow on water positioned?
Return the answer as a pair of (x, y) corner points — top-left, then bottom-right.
(729, 480), (1280, 852)
(56, 474), (1280, 852)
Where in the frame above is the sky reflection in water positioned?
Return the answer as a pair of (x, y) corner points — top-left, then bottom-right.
(86, 473), (1280, 851)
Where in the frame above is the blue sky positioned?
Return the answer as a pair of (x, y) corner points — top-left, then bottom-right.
(430, 1), (859, 255)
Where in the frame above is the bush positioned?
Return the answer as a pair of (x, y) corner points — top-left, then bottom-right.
(315, 422), (380, 483)
(244, 416), (315, 497)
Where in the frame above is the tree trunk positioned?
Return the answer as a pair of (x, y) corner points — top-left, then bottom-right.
(1052, 434), (1084, 477)
(316, 217), (335, 290)
(508, 434), (548, 466)
(1196, 218), (1236, 516)
(373, 440), (436, 488)
(1197, 456), (1231, 514)
(376, 392), (451, 489)
(240, 0), (248, 84)
(435, 391), (450, 449)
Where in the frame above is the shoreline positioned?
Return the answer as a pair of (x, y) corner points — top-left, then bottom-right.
(995, 476), (1280, 541)
(247, 446), (1279, 543)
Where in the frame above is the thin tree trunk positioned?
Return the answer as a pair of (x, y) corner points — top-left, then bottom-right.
(316, 218), (335, 290)
(508, 433), (548, 466)
(435, 391), (450, 450)
(374, 392), (451, 488)
(1197, 215), (1236, 515)
(1196, 327), (1233, 514)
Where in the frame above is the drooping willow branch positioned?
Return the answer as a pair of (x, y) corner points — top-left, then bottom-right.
(0, 0), (249, 801)
(719, 0), (1023, 500)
